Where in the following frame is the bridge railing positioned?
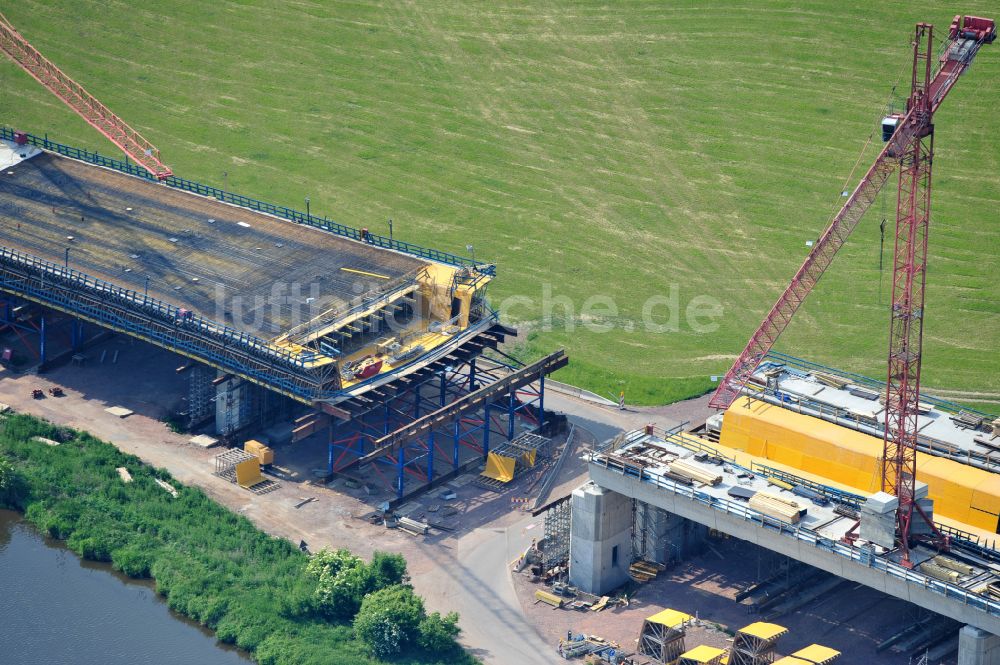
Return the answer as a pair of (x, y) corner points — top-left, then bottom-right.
(0, 246), (316, 369)
(590, 449), (1000, 620)
(765, 351), (996, 419)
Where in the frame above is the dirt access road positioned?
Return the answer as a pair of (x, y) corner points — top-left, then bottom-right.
(2, 337), (695, 665)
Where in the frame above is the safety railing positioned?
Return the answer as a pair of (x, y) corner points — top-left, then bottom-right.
(749, 461), (867, 508)
(590, 450), (1000, 620)
(1, 127), (494, 274)
(0, 246), (318, 370)
(765, 351), (996, 419)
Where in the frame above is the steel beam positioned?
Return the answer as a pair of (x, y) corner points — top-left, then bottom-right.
(342, 350), (567, 471)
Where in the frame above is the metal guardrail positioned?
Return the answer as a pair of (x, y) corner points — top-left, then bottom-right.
(590, 451), (1000, 620)
(1, 127), (494, 274)
(766, 351), (996, 419)
(0, 246), (311, 367)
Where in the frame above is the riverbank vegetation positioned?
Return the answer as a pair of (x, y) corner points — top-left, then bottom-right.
(0, 412), (473, 665)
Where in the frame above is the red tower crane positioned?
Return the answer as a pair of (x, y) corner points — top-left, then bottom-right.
(709, 15), (995, 564)
(0, 13), (172, 180)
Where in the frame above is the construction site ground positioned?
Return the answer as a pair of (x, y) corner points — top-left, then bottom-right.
(0, 336), (958, 665)
(511, 534), (949, 664)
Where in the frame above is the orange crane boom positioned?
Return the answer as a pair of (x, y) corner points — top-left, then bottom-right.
(0, 13), (172, 179)
(708, 16), (994, 413)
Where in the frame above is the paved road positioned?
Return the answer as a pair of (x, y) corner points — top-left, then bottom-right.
(418, 391), (713, 665)
(417, 520), (557, 665)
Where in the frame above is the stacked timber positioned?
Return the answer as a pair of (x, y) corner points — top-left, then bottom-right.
(919, 561), (960, 584)
(815, 373), (850, 389)
(933, 556), (975, 576)
(749, 493), (805, 524)
(669, 459), (722, 486)
(629, 560), (665, 583)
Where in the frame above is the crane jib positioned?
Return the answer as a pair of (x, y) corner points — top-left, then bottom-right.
(709, 15), (994, 413)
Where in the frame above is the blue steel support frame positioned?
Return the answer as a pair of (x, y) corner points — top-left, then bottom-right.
(38, 315), (45, 365)
(324, 355), (552, 500)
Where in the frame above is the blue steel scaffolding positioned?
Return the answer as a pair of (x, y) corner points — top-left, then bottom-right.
(321, 351), (567, 501)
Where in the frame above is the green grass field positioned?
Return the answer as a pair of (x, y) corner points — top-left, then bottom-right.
(2, 1), (997, 406)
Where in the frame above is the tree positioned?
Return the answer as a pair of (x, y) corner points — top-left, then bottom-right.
(417, 611), (461, 653)
(306, 549), (412, 620)
(307, 548), (374, 619)
(354, 585), (424, 658)
(370, 551), (408, 588)
(0, 456), (23, 508)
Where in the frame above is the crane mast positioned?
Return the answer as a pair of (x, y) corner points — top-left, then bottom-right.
(708, 16), (995, 562)
(0, 13), (171, 179)
(884, 23), (938, 565)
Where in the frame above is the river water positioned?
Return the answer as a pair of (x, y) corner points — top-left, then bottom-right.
(0, 509), (252, 665)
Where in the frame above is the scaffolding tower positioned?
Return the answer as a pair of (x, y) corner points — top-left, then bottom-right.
(637, 609), (693, 663)
(187, 364), (215, 427)
(729, 623), (788, 665)
(541, 495), (572, 572)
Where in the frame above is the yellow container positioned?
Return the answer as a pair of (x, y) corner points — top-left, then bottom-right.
(244, 439), (274, 466)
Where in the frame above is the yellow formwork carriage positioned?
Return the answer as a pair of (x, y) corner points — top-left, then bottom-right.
(791, 644), (841, 664)
(720, 399), (1000, 533)
(678, 644), (727, 665)
(272, 263), (492, 377)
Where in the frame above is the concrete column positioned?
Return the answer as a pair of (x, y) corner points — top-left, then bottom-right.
(569, 482), (632, 594)
(959, 626), (1000, 665)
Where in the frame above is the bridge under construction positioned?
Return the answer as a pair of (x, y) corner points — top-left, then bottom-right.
(0, 130), (566, 499)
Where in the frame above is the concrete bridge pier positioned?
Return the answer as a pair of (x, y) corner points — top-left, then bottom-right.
(568, 482), (631, 594)
(960, 626), (1000, 665)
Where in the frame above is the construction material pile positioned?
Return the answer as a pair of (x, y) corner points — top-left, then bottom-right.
(748, 492), (805, 525)
(669, 459), (722, 486)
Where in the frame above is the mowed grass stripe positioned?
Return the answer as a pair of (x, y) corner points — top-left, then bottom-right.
(1, 0), (996, 403)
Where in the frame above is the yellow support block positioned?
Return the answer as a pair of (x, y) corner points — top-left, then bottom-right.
(244, 439), (274, 465)
(535, 589), (562, 607)
(482, 452), (516, 483)
(235, 458), (265, 489)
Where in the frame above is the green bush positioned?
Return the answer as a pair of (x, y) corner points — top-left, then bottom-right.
(0, 413), (472, 664)
(0, 455), (26, 508)
(417, 612), (461, 654)
(354, 585), (424, 659)
(111, 542), (156, 578)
